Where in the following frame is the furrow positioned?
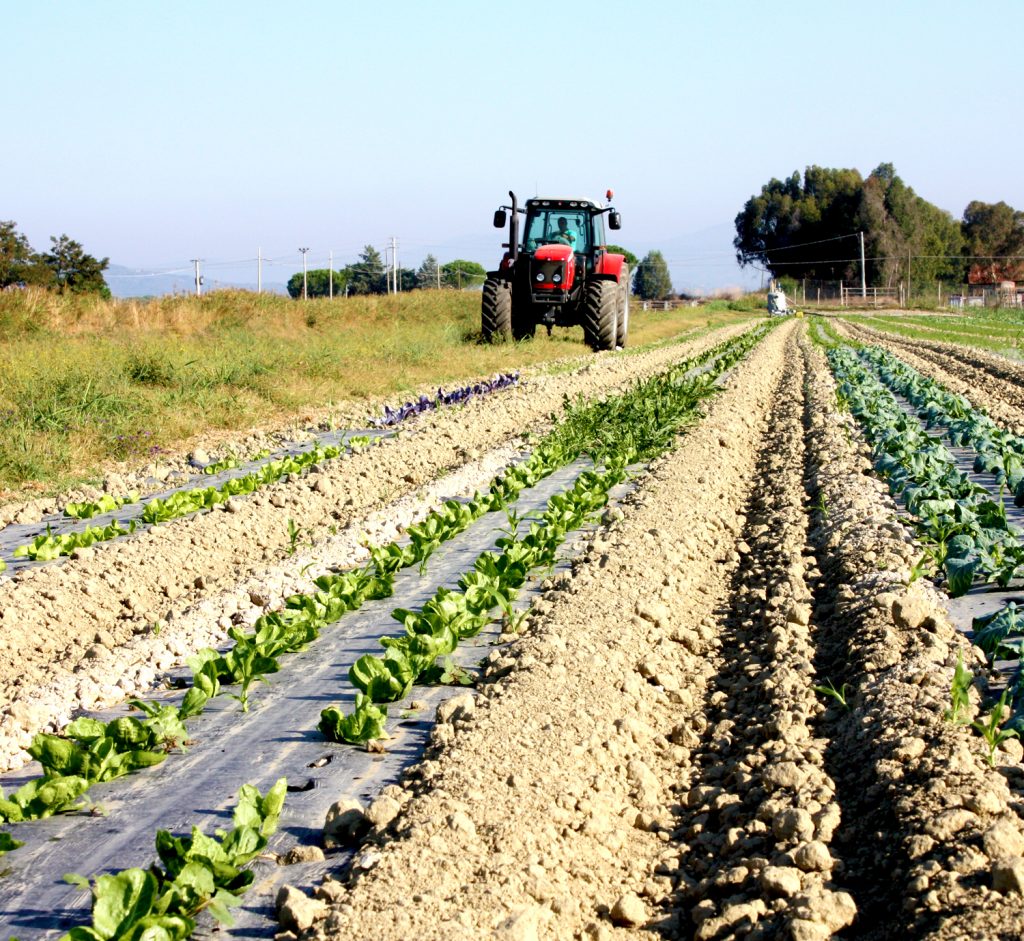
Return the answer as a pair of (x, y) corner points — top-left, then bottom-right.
(669, 326), (857, 940)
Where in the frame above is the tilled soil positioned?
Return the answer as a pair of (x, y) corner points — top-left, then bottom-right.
(282, 322), (1024, 940)
(0, 327), (748, 770)
(836, 319), (1024, 432)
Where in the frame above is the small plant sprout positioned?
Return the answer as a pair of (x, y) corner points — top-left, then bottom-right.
(286, 518), (303, 556)
(813, 678), (849, 709)
(811, 492), (830, 520)
(944, 652), (974, 726)
(972, 688), (1019, 766)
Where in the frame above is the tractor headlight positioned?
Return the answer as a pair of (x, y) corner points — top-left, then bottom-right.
(535, 272), (544, 282)
(552, 272), (562, 283)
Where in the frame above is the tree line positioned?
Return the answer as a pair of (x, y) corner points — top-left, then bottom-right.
(289, 243), (677, 301)
(734, 163), (1024, 289)
(0, 221), (110, 296)
(287, 246), (488, 298)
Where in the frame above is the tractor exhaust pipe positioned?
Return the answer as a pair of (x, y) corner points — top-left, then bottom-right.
(508, 190), (519, 266)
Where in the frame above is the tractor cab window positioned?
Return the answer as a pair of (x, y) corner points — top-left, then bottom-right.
(592, 212), (606, 248)
(524, 211), (591, 253)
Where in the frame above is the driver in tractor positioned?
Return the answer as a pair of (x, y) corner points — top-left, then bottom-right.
(550, 216), (577, 247)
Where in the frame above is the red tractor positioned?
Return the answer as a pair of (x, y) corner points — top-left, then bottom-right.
(481, 190), (629, 350)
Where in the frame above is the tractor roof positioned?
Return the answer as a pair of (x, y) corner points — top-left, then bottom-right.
(526, 197), (605, 211)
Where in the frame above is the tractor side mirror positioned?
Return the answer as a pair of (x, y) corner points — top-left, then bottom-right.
(493, 209), (507, 228)
(608, 211), (621, 230)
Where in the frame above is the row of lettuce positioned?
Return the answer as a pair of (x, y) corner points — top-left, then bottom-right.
(1, 372), (522, 572)
(1, 328), (768, 939)
(828, 346), (1024, 595)
(0, 325), (770, 854)
(824, 335), (1024, 737)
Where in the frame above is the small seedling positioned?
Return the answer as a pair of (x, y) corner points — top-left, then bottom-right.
(944, 652), (974, 726)
(972, 689), (1019, 766)
(286, 518), (303, 556)
(813, 678), (849, 709)
(811, 493), (830, 520)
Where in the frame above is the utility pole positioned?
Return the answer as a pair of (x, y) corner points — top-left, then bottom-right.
(191, 258), (202, 297)
(329, 250), (333, 300)
(907, 249), (912, 307)
(859, 232), (866, 298)
(436, 261), (441, 290)
(257, 247), (262, 295)
(391, 236), (398, 294)
(299, 247), (310, 300)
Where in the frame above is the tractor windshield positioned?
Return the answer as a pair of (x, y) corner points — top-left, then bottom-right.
(523, 210), (591, 253)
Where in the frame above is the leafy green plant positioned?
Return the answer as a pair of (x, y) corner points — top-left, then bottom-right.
(813, 678), (849, 709)
(319, 694), (388, 745)
(59, 778), (286, 938)
(973, 689), (1019, 766)
(65, 491), (139, 520)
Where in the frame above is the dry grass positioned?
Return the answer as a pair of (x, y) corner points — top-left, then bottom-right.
(0, 288), (754, 496)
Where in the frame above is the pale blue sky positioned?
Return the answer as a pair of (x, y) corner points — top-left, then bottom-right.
(4, 0), (1021, 293)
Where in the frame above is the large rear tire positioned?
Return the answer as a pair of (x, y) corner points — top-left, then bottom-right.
(616, 265), (629, 349)
(481, 278), (512, 342)
(583, 280), (618, 351)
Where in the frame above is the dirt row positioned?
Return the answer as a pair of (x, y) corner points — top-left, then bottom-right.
(0, 326), (750, 770)
(276, 322), (1024, 940)
(836, 319), (1024, 432)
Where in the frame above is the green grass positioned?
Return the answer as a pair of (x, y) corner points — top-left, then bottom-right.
(0, 288), (752, 498)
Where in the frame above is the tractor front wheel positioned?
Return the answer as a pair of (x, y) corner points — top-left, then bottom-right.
(583, 280), (618, 351)
(481, 278), (512, 342)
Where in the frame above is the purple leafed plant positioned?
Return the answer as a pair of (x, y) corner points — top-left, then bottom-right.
(369, 372), (519, 427)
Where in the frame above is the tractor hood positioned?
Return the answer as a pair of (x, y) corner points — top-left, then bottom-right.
(533, 243), (575, 263)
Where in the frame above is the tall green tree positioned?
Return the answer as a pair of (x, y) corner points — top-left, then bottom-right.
(633, 250), (673, 300)
(0, 220), (54, 288)
(42, 234), (110, 296)
(962, 201), (1024, 259)
(441, 259), (486, 289)
(734, 166), (864, 282)
(416, 254), (440, 288)
(734, 163), (963, 288)
(286, 268), (348, 299)
(347, 245), (386, 295)
(961, 200), (1024, 283)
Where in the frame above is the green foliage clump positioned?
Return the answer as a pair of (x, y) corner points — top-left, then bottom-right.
(633, 250), (673, 300)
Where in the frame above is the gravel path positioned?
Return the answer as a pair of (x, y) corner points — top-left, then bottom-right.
(277, 322), (1024, 940)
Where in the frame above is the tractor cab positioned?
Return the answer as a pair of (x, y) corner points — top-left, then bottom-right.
(522, 202), (598, 254)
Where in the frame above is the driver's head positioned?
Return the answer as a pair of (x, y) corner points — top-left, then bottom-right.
(557, 217), (568, 231)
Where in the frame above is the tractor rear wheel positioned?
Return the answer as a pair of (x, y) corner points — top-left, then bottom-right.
(583, 280), (618, 351)
(616, 265), (629, 349)
(481, 278), (512, 342)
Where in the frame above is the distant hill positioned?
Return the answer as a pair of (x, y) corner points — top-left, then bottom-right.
(105, 263), (288, 298)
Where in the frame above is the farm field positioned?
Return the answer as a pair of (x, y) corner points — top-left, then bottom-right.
(4, 310), (1024, 940)
(0, 287), (754, 501)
